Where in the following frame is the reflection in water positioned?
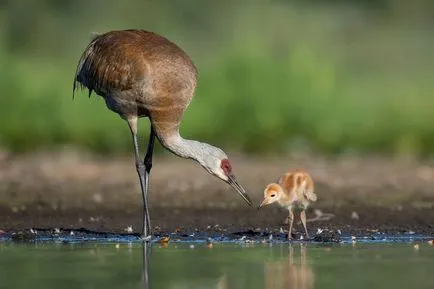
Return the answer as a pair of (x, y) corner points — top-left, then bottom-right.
(144, 243), (315, 289)
(1, 243), (434, 289)
(142, 243), (151, 289)
(264, 244), (314, 289)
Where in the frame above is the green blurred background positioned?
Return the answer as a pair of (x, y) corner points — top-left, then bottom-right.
(0, 0), (433, 157)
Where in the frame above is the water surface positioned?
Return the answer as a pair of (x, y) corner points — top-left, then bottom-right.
(0, 242), (432, 289)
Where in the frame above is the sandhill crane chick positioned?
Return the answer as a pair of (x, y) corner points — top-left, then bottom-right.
(260, 169), (317, 240)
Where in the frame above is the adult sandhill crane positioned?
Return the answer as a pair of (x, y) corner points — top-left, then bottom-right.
(73, 29), (253, 239)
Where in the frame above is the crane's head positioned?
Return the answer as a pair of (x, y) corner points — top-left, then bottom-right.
(259, 183), (283, 208)
(198, 147), (253, 207)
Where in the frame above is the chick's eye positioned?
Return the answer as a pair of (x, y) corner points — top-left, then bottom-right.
(271, 194), (276, 197)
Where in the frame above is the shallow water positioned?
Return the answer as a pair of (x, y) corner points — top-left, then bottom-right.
(0, 242), (432, 289)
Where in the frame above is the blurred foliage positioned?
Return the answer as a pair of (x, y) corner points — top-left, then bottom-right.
(0, 0), (433, 157)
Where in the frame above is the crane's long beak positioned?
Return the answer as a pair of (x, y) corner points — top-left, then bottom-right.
(227, 173), (253, 207)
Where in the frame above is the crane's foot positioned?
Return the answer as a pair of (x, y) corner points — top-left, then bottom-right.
(140, 234), (152, 242)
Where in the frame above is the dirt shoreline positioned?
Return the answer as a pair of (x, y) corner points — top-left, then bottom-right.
(1, 150), (433, 236)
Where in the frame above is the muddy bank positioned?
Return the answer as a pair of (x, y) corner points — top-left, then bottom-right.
(1, 205), (433, 237)
(0, 150), (433, 236)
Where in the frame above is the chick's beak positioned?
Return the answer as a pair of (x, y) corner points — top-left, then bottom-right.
(258, 198), (269, 209)
(227, 173), (253, 207)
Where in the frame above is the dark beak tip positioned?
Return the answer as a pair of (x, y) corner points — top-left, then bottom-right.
(242, 193), (254, 207)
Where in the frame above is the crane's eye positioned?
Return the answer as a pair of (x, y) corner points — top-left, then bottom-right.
(270, 194), (276, 197)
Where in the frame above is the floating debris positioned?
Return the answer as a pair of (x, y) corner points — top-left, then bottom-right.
(337, 229), (342, 235)
(239, 236), (247, 241)
(11, 231), (36, 242)
(316, 228), (323, 234)
(30, 229), (37, 234)
(115, 244), (120, 249)
(206, 238), (214, 248)
(279, 227), (284, 234)
(54, 228), (60, 234)
(189, 244), (195, 249)
(300, 235), (304, 240)
(413, 244), (420, 251)
(314, 229), (341, 243)
(124, 226), (133, 233)
(160, 237), (170, 245)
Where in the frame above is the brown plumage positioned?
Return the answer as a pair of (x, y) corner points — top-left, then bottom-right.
(73, 30), (253, 239)
(259, 169), (317, 239)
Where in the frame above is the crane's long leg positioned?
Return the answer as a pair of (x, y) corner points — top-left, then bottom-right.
(143, 127), (156, 236)
(300, 210), (309, 239)
(288, 207), (294, 240)
(128, 119), (151, 239)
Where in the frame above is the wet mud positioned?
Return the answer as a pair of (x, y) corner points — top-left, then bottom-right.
(0, 151), (433, 242)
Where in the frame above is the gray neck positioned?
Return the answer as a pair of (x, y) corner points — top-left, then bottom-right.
(161, 133), (213, 165)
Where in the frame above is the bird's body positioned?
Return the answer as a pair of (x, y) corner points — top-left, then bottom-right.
(73, 29), (252, 239)
(74, 30), (197, 141)
(260, 169), (317, 239)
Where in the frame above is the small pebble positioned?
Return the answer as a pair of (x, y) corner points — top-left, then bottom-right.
(413, 244), (420, 251)
(351, 211), (359, 220)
